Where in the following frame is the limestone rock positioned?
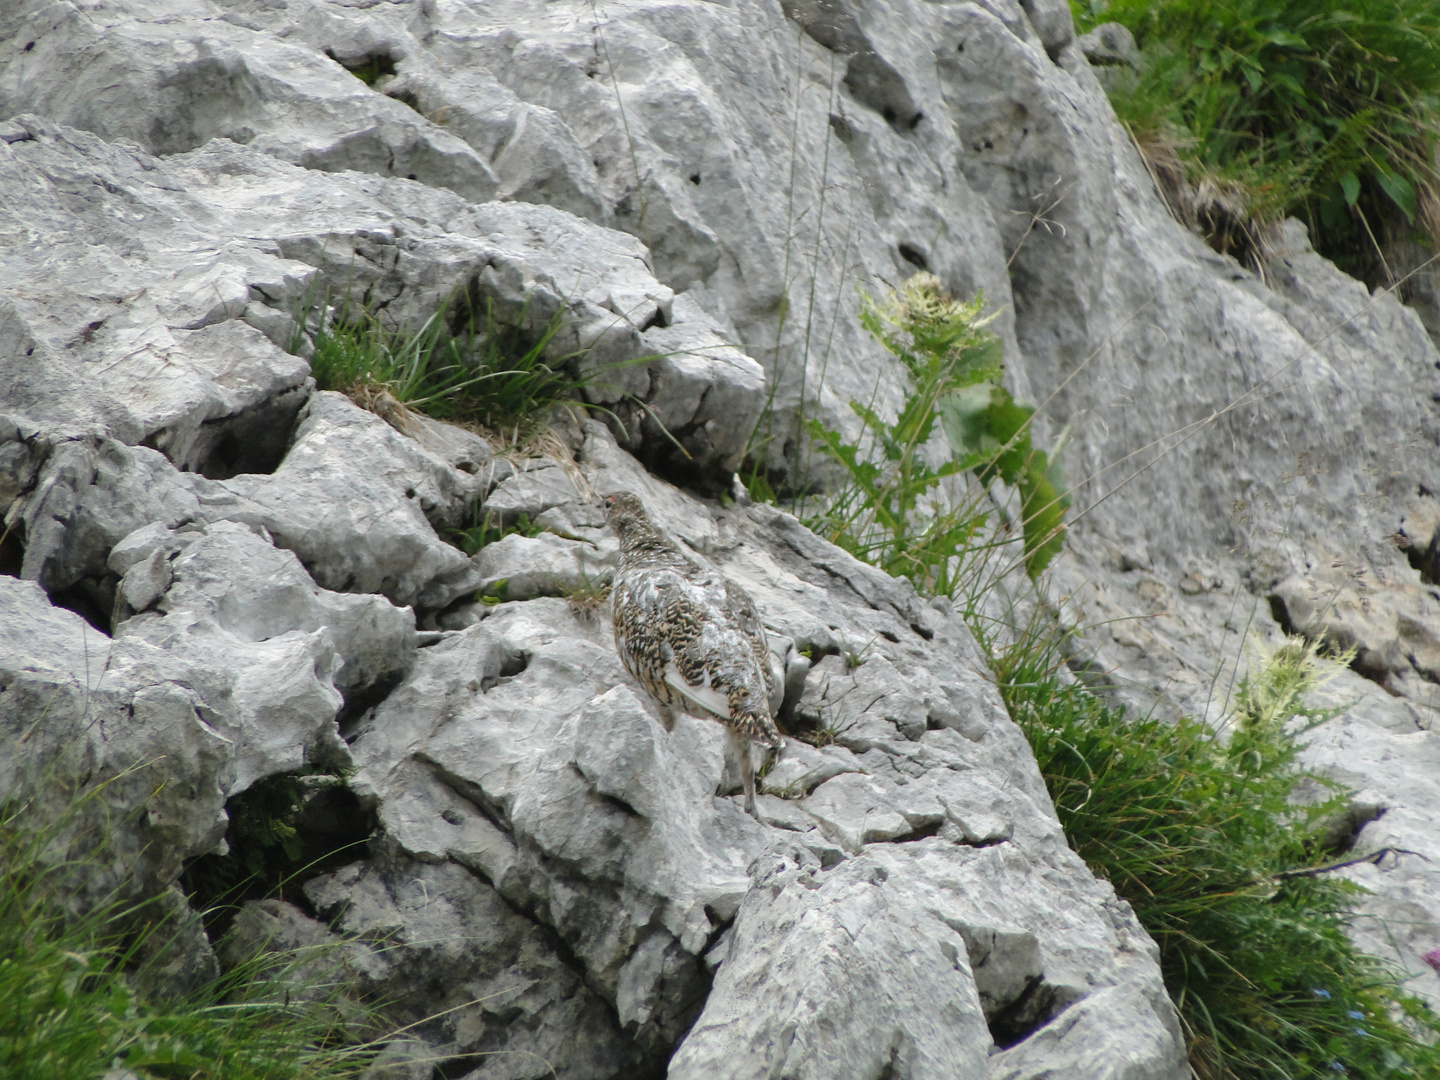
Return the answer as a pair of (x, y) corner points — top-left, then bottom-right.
(217, 392), (482, 609)
(0, 0), (500, 200)
(0, 113), (765, 483)
(472, 529), (615, 602)
(14, 0), (1440, 1061)
(1077, 23), (1140, 70)
(0, 576), (229, 903)
(133, 519), (416, 696)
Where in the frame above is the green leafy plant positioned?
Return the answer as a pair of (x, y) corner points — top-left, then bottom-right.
(448, 510), (543, 559)
(182, 769), (367, 942)
(984, 623), (1440, 1079)
(803, 273), (1070, 585)
(1076, 0), (1440, 279)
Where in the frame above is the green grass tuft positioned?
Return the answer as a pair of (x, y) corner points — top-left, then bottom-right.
(1, 788), (378, 1080)
(1075, 0), (1440, 280)
(982, 625), (1440, 1078)
(304, 293), (577, 437)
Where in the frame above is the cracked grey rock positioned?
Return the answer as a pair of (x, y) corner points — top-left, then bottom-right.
(26, 0), (1440, 1062)
(472, 529), (615, 602)
(0, 575), (229, 909)
(303, 856), (642, 1080)
(0, 113), (766, 482)
(139, 519), (416, 695)
(216, 392), (482, 609)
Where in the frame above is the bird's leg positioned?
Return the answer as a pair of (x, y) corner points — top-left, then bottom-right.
(658, 703), (678, 732)
(732, 731), (759, 818)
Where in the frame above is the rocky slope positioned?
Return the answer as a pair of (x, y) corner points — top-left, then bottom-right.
(2, 0), (1439, 1075)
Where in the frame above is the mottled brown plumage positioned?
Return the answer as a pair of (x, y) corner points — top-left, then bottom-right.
(604, 491), (783, 817)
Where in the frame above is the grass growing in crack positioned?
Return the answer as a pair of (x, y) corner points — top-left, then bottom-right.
(1075, 0), (1440, 281)
(181, 768), (369, 943)
(304, 293), (577, 440)
(982, 625), (1440, 1078)
(1, 784), (381, 1080)
(563, 573), (612, 618)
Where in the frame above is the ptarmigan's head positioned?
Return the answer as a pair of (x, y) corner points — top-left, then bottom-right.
(602, 490), (663, 549)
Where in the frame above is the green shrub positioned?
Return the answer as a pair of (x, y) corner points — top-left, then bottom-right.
(802, 273), (1069, 585)
(985, 627), (1440, 1078)
(1076, 0), (1440, 278)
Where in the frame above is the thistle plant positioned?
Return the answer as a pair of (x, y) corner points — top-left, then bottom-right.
(804, 272), (1069, 589)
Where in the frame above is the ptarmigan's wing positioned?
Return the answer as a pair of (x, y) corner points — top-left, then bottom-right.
(612, 566), (733, 720)
(722, 574), (775, 701)
(663, 573), (753, 721)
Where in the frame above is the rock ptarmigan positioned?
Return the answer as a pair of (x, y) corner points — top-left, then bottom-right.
(603, 491), (784, 817)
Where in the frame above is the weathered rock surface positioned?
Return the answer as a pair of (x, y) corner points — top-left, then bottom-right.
(0, 111), (763, 479)
(6, 0), (1440, 1068)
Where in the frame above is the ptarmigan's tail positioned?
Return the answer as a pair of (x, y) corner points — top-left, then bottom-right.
(734, 708), (785, 754)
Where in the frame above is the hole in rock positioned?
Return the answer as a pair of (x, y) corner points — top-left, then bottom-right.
(52, 576), (116, 637)
(638, 305), (669, 332)
(702, 903), (733, 932)
(435, 1056), (489, 1079)
(327, 48), (397, 87)
(898, 242), (929, 270)
(336, 670), (406, 742)
(387, 88), (422, 113)
(844, 52), (922, 132)
(619, 410), (725, 498)
(987, 975), (1061, 1049)
(1401, 531), (1440, 585)
(0, 520), (23, 576)
(499, 647), (529, 679)
(188, 385), (309, 479)
(598, 792), (642, 818)
(891, 820), (943, 843)
(689, 173), (701, 185)
(1319, 802), (1387, 855)
(181, 769), (373, 942)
